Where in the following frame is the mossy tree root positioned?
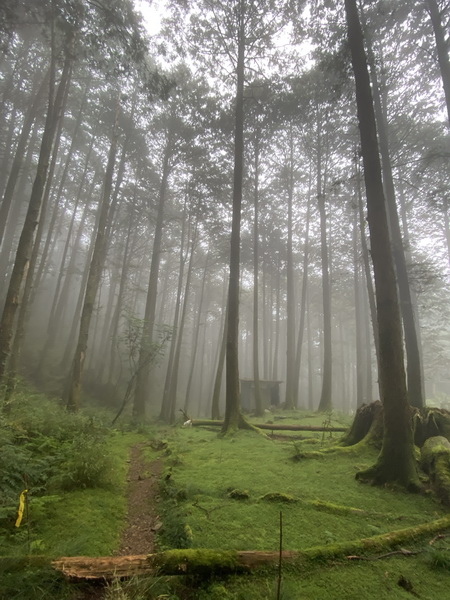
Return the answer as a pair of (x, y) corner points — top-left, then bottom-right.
(421, 436), (450, 505)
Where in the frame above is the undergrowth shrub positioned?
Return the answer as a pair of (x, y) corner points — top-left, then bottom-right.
(158, 478), (193, 549)
(427, 547), (450, 570)
(0, 392), (114, 507)
(48, 433), (115, 491)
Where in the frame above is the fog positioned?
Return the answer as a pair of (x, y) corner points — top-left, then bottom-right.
(1, 0), (450, 422)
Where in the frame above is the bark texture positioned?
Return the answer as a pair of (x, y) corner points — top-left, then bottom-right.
(345, 0), (419, 489)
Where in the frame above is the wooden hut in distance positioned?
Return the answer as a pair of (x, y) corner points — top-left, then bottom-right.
(240, 379), (282, 412)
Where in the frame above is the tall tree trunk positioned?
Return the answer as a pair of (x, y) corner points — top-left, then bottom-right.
(3, 75), (69, 398)
(344, 0), (419, 488)
(211, 305), (227, 421)
(66, 93), (121, 411)
(36, 172), (97, 377)
(306, 290), (315, 411)
(356, 160), (380, 364)
(362, 277), (373, 405)
(184, 255), (209, 414)
(0, 71), (49, 247)
(0, 119), (40, 310)
(293, 191), (312, 408)
(262, 249), (269, 378)
(167, 225), (198, 424)
(272, 260), (281, 381)
(284, 125), (296, 410)
(317, 119), (332, 412)
(252, 136), (263, 416)
(0, 43), (72, 385)
(222, 6), (247, 434)
(133, 132), (173, 418)
(353, 203), (364, 408)
(107, 206), (136, 385)
(159, 203), (188, 421)
(32, 80), (92, 295)
(362, 14), (425, 408)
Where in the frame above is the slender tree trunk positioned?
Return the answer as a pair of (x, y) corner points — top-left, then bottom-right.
(306, 290), (315, 411)
(0, 119), (40, 310)
(36, 173), (97, 377)
(353, 204), (364, 408)
(0, 44), (72, 385)
(48, 140), (94, 328)
(293, 191), (312, 408)
(285, 125), (296, 410)
(262, 250), (269, 378)
(3, 74), (69, 397)
(211, 305), (227, 421)
(66, 93), (121, 411)
(167, 225), (197, 424)
(356, 160), (380, 364)
(107, 207), (136, 385)
(33, 80), (92, 295)
(133, 132), (173, 418)
(317, 120), (332, 412)
(362, 15), (424, 409)
(272, 261), (281, 381)
(159, 203), (188, 421)
(362, 277), (373, 405)
(345, 0), (419, 488)
(252, 136), (263, 416)
(184, 255), (209, 414)
(0, 71), (49, 247)
(222, 6), (247, 434)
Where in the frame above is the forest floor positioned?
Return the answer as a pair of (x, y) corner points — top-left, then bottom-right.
(116, 442), (163, 556)
(3, 396), (450, 600)
(77, 442), (164, 600)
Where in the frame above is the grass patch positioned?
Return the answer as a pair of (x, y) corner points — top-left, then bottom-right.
(154, 423), (450, 598)
(0, 388), (151, 598)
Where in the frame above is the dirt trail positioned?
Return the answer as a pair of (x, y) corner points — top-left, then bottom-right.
(117, 442), (163, 556)
(75, 442), (163, 599)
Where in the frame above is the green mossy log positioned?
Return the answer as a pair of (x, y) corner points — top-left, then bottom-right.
(47, 514), (450, 580)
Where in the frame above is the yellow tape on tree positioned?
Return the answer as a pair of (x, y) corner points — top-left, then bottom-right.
(15, 489), (28, 528)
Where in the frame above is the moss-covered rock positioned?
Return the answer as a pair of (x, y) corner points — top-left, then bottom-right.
(420, 436), (450, 505)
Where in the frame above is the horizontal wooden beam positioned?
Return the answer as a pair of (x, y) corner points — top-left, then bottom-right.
(191, 419), (348, 432)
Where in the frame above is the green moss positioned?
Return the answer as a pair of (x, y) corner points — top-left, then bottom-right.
(311, 500), (365, 516)
(153, 549), (241, 575)
(260, 492), (297, 503)
(227, 489), (250, 500)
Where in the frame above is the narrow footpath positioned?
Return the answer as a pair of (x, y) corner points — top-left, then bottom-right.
(117, 442), (163, 556)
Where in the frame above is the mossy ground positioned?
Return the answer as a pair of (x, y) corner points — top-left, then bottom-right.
(155, 416), (450, 599)
(2, 401), (450, 599)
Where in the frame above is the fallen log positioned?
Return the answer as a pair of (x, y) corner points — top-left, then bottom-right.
(191, 420), (348, 432)
(47, 514), (450, 580)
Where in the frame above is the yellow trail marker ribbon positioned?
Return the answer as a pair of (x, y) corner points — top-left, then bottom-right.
(15, 489), (28, 528)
